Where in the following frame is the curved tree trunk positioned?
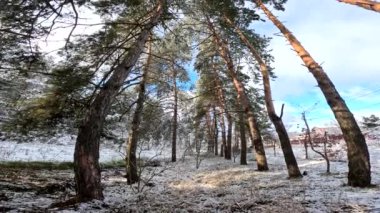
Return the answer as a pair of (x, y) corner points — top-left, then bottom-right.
(126, 77), (146, 184)
(256, 0), (370, 186)
(207, 18), (268, 170)
(73, 1), (164, 201)
(338, 0), (380, 13)
(223, 15), (301, 177)
(126, 34), (154, 185)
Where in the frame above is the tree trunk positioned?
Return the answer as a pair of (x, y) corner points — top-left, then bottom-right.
(126, 34), (154, 185)
(256, 0), (370, 186)
(171, 69), (178, 162)
(73, 1), (164, 201)
(207, 18), (268, 170)
(248, 127), (256, 161)
(239, 107), (247, 165)
(304, 132), (309, 160)
(194, 118), (202, 169)
(211, 59), (230, 158)
(226, 113), (232, 159)
(338, 0), (380, 12)
(205, 110), (214, 153)
(220, 113), (227, 157)
(234, 121), (239, 150)
(323, 132), (331, 173)
(223, 15), (301, 177)
(213, 105), (219, 155)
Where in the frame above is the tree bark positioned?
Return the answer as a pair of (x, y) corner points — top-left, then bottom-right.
(256, 0), (370, 186)
(223, 15), (301, 177)
(126, 33), (154, 185)
(73, 1), (164, 201)
(338, 0), (380, 13)
(207, 17), (268, 170)
(248, 126), (256, 161)
(239, 107), (247, 165)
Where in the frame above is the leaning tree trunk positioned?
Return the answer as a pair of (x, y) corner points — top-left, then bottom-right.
(73, 1), (164, 201)
(207, 18), (268, 170)
(256, 0), (370, 186)
(224, 15), (301, 177)
(126, 33), (154, 185)
(126, 76), (146, 185)
(338, 0), (380, 13)
(171, 69), (178, 162)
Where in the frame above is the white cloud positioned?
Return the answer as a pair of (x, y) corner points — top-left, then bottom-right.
(341, 86), (380, 103)
(250, 0), (380, 128)
(39, 7), (103, 56)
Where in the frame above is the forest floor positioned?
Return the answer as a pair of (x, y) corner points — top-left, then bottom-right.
(0, 140), (380, 212)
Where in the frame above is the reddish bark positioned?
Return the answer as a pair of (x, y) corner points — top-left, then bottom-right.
(256, 0), (370, 186)
(207, 17), (268, 170)
(223, 15), (301, 178)
(338, 0), (380, 12)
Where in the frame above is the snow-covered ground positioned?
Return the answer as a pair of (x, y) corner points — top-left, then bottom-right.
(1, 138), (380, 212)
(0, 135), (169, 162)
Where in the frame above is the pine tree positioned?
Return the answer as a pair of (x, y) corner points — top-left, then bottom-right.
(73, 0), (167, 201)
(219, 9), (301, 177)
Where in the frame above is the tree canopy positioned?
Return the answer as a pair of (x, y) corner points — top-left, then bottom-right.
(0, 0), (374, 202)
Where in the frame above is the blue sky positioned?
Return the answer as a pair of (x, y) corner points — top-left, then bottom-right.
(250, 0), (380, 131)
(41, 1), (380, 132)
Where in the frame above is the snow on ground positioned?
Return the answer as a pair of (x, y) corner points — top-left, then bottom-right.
(1, 140), (380, 212)
(0, 140), (122, 162)
(0, 135), (169, 162)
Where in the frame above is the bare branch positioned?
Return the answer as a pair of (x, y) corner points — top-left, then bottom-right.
(65, 0), (79, 50)
(279, 103), (285, 119)
(0, 29), (33, 38)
